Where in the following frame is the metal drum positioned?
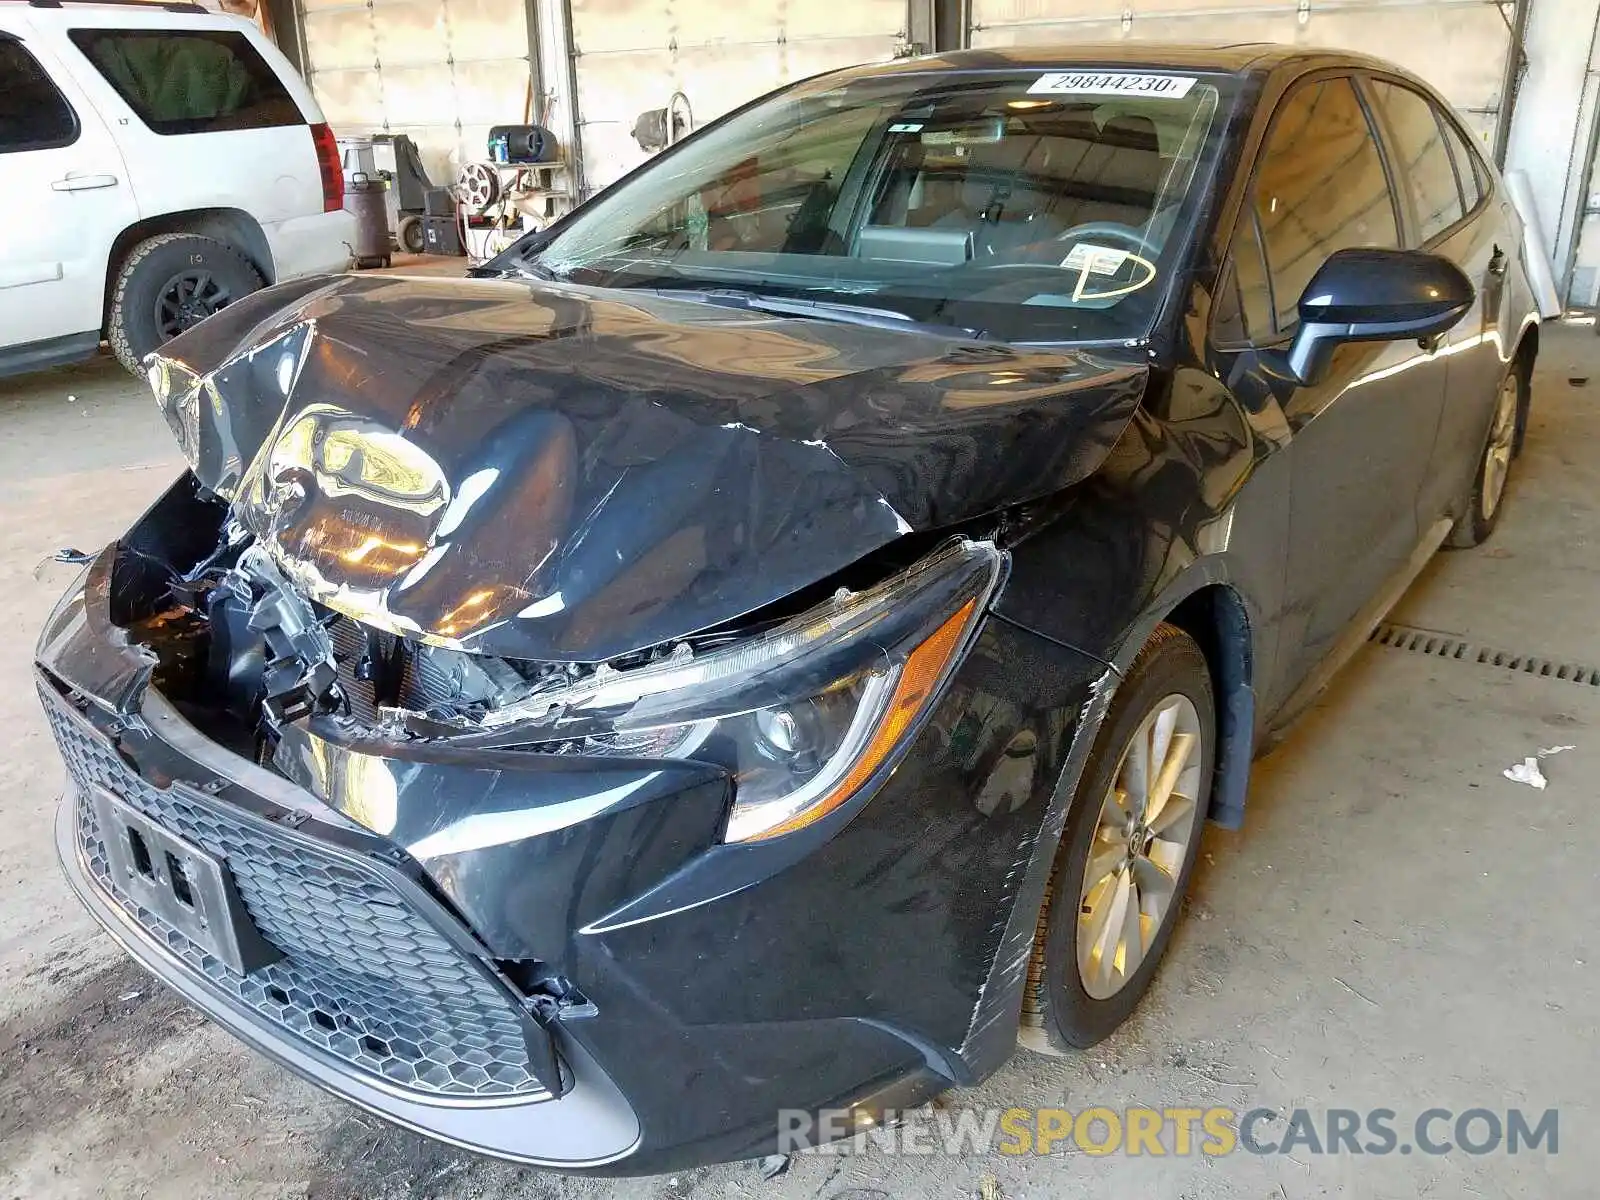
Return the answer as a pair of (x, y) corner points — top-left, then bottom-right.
(343, 172), (391, 269)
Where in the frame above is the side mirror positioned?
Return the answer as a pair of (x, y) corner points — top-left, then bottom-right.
(1283, 248), (1475, 385)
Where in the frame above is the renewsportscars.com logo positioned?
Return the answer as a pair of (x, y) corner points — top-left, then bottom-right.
(776, 1106), (1560, 1158)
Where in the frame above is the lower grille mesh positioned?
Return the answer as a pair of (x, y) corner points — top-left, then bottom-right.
(45, 689), (548, 1100)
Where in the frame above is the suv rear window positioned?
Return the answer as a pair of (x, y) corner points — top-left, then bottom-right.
(0, 38), (79, 152)
(67, 29), (301, 135)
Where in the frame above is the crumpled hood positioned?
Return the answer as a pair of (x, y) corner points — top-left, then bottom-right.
(148, 273), (1148, 661)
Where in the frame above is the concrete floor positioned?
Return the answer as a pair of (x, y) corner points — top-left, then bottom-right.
(2, 326), (1597, 1199)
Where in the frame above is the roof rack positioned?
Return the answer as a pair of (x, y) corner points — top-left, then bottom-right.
(12, 0), (210, 12)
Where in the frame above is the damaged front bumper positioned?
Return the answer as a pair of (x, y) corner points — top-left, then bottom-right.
(40, 551), (639, 1165)
(47, 691), (641, 1166)
(40, 513), (1111, 1173)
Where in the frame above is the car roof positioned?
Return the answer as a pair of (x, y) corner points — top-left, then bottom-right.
(849, 41), (1405, 81)
(1, 0), (209, 11)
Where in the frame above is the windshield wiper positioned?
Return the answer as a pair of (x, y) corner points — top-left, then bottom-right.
(652, 287), (990, 341)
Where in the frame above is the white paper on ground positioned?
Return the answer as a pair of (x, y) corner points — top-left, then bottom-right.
(1503, 757), (1548, 789)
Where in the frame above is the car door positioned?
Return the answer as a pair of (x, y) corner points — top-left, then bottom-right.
(0, 26), (138, 362)
(1209, 74), (1449, 713)
(1365, 76), (1512, 523)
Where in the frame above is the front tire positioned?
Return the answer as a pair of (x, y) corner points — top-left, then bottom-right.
(1020, 624), (1215, 1053)
(108, 233), (264, 373)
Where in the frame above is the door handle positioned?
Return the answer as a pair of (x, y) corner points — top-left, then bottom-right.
(51, 173), (119, 192)
(1487, 245), (1509, 278)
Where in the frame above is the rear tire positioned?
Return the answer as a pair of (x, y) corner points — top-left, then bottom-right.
(108, 233), (263, 374)
(1446, 365), (1524, 548)
(1020, 624), (1215, 1054)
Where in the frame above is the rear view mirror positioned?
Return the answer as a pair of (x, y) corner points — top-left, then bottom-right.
(920, 116), (1006, 148)
(1284, 248), (1475, 385)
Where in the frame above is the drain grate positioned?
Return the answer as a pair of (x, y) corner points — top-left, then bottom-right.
(1370, 622), (1600, 687)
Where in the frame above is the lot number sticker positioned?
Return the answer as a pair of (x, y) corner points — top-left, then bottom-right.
(1027, 72), (1197, 98)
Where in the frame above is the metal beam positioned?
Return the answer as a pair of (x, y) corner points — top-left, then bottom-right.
(523, 0), (545, 121)
(907, 0), (935, 53)
(1493, 0), (1531, 167)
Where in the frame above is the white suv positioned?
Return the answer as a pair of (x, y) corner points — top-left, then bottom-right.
(0, 0), (354, 377)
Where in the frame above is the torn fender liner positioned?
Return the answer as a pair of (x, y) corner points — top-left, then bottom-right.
(151, 274), (1148, 661)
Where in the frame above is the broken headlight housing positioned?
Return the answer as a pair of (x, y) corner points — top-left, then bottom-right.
(446, 540), (1005, 842)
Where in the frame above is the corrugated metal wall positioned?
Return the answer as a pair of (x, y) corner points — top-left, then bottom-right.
(291, 0), (1550, 261)
(1508, 0), (1600, 304)
(968, 0), (1514, 148)
(299, 0), (535, 180)
(567, 0), (912, 192)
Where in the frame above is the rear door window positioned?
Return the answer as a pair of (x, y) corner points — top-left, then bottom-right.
(1252, 77), (1400, 333)
(67, 28), (302, 135)
(1369, 80), (1465, 243)
(0, 38), (79, 152)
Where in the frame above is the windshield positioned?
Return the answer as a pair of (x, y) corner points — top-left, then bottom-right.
(516, 67), (1233, 343)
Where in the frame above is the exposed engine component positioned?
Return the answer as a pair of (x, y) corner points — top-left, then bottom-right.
(190, 535), (603, 740)
(111, 490), (913, 777)
(402, 640), (565, 715)
(207, 545), (338, 729)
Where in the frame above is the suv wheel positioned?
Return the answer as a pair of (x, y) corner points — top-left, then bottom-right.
(108, 233), (264, 373)
(1020, 624), (1214, 1053)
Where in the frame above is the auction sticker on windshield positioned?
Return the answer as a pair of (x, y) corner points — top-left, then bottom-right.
(1028, 72), (1197, 98)
(1061, 243), (1131, 276)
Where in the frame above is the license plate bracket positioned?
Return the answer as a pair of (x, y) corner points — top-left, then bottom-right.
(92, 787), (282, 974)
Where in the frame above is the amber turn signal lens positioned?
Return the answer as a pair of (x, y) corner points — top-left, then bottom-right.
(747, 598), (978, 840)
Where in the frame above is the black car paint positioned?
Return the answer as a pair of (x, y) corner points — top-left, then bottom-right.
(41, 493), (1106, 1168)
(39, 42), (1541, 1173)
(155, 272), (1148, 663)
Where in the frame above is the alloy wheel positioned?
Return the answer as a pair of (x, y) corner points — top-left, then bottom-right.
(1077, 693), (1204, 1000)
(1481, 373), (1519, 521)
(156, 270), (232, 339)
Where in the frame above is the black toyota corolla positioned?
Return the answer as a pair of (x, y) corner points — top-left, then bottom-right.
(41, 42), (1540, 1172)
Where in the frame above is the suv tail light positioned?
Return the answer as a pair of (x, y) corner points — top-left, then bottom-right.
(310, 123), (343, 213)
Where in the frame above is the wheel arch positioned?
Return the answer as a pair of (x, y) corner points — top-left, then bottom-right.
(103, 209), (276, 331)
(1512, 319), (1540, 374)
(1511, 320), (1539, 453)
(1160, 584), (1254, 830)
(1112, 576), (1257, 831)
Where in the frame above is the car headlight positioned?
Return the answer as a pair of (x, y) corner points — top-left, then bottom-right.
(455, 539), (1005, 842)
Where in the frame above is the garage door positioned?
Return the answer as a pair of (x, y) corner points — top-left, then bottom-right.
(301, 0), (533, 181)
(569, 0), (911, 194)
(968, 0), (1513, 149)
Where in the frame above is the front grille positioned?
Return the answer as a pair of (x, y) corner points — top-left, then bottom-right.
(45, 689), (549, 1101)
